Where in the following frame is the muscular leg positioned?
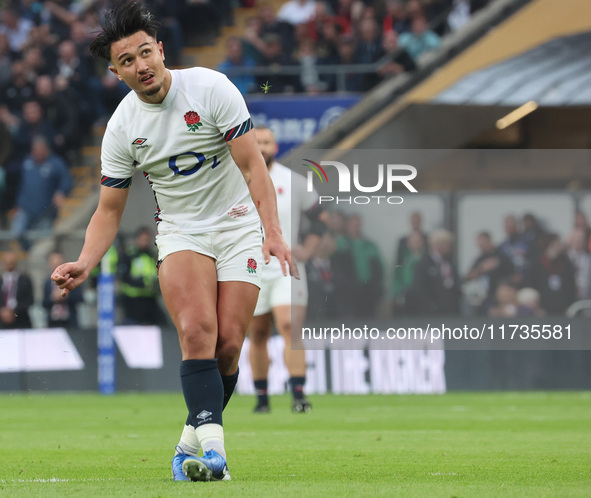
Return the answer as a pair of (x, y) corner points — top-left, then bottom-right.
(216, 281), (260, 409)
(249, 313), (273, 379)
(159, 251), (223, 456)
(248, 313), (273, 409)
(273, 304), (310, 409)
(159, 251), (218, 360)
(273, 304), (307, 376)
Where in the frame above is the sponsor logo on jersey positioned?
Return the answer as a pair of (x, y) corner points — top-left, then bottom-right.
(247, 258), (257, 274)
(184, 110), (203, 132)
(132, 138), (149, 149)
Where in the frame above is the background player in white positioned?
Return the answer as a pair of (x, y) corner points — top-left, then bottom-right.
(51, 2), (295, 483)
(248, 127), (326, 413)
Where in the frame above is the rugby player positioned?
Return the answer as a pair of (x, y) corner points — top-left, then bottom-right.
(51, 1), (295, 483)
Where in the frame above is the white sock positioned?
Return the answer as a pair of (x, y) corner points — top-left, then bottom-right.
(176, 424), (200, 456)
(195, 423), (226, 459)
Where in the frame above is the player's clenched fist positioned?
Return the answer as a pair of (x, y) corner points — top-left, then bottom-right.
(51, 262), (89, 297)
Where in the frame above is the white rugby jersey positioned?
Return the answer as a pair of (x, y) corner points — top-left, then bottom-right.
(100, 67), (257, 233)
(266, 162), (318, 275)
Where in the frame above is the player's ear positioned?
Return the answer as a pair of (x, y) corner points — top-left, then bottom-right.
(109, 65), (123, 81)
(158, 41), (165, 61)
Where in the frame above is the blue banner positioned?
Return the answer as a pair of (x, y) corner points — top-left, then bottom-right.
(97, 273), (116, 394)
(246, 95), (361, 156)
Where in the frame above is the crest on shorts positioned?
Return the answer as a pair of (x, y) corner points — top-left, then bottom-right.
(184, 111), (203, 132)
(247, 258), (257, 274)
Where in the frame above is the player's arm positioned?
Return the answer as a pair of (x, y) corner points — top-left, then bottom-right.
(52, 185), (129, 296)
(228, 129), (298, 278)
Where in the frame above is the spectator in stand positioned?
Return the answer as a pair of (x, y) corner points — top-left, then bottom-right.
(516, 287), (545, 317)
(308, 1), (350, 42)
(40, 0), (80, 42)
(11, 135), (72, 250)
(498, 214), (530, 286)
(256, 33), (300, 93)
(295, 38), (326, 94)
(395, 211), (426, 267)
(2, 60), (35, 113)
(334, 214), (384, 317)
(277, 0), (317, 26)
(405, 0), (426, 22)
(9, 99), (56, 163)
(0, 250), (34, 330)
(217, 37), (257, 95)
(243, 16), (266, 63)
(69, 20), (97, 76)
(353, 17), (384, 91)
(0, 34), (13, 89)
(306, 232), (337, 319)
(329, 33), (363, 91)
(144, 0), (184, 67)
(0, 8), (34, 53)
(35, 74), (80, 160)
(573, 210), (591, 251)
(527, 233), (576, 315)
(259, 3), (295, 54)
(407, 228), (460, 315)
(377, 29), (416, 81)
(487, 280), (518, 318)
(22, 46), (50, 80)
(392, 230), (424, 315)
(567, 228), (591, 301)
(521, 212), (545, 257)
(54, 39), (104, 127)
(43, 251), (83, 328)
(464, 231), (514, 315)
(398, 14), (441, 62)
(118, 227), (167, 326)
(383, 0), (411, 34)
(21, 25), (59, 72)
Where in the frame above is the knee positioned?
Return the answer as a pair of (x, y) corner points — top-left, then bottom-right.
(276, 319), (292, 338)
(178, 314), (217, 356)
(216, 339), (243, 374)
(249, 326), (270, 347)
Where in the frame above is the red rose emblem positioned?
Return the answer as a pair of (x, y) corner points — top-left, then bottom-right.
(184, 111), (202, 132)
(248, 258), (257, 270)
(184, 111), (200, 125)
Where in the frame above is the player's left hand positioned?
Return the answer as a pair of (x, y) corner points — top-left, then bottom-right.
(263, 230), (300, 280)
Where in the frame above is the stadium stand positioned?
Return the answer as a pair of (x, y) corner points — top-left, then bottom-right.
(5, 0), (591, 327)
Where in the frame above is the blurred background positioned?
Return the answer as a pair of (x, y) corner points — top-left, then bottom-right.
(2, 0), (591, 394)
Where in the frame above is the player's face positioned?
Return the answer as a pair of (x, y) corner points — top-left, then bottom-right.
(255, 128), (278, 168)
(109, 31), (170, 104)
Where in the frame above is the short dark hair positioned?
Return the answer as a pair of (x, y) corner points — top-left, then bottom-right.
(89, 1), (159, 62)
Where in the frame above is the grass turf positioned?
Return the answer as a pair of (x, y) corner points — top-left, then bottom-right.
(0, 392), (590, 497)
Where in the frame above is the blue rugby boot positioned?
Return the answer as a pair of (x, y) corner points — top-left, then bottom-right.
(171, 446), (190, 481)
(182, 449), (231, 481)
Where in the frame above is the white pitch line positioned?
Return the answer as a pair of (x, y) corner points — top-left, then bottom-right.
(0, 477), (157, 484)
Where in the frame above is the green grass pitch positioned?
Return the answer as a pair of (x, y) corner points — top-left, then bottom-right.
(1, 392), (590, 497)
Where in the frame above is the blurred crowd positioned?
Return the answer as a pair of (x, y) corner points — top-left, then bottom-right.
(218, 0), (492, 95)
(0, 0), (204, 235)
(0, 226), (167, 329)
(305, 209), (591, 320)
(0, 0), (492, 238)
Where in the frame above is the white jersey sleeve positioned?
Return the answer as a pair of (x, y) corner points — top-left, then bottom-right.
(100, 119), (135, 182)
(212, 74), (253, 142)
